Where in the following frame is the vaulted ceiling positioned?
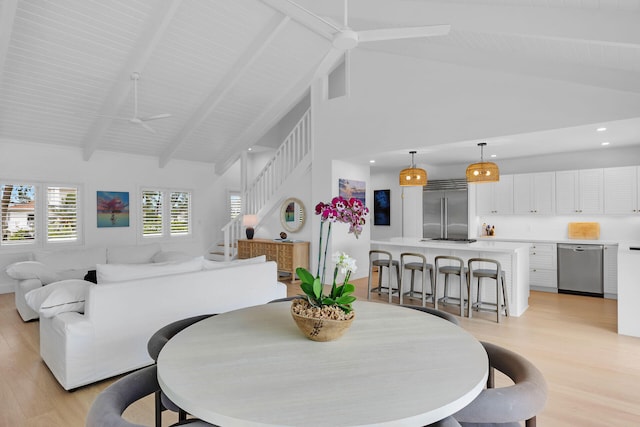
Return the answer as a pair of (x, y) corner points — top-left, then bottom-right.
(1, 0), (639, 173)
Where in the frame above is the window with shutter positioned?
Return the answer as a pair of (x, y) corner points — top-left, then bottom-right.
(229, 192), (242, 220)
(1, 184), (36, 244)
(47, 186), (78, 242)
(142, 190), (163, 237)
(170, 191), (191, 235)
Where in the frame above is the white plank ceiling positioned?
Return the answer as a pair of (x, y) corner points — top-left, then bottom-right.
(0, 0), (639, 172)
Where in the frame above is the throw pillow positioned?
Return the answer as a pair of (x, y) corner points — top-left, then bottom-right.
(24, 279), (92, 317)
(84, 270), (97, 284)
(202, 255), (267, 270)
(106, 243), (161, 264)
(152, 250), (193, 263)
(96, 256), (204, 283)
(5, 261), (60, 284)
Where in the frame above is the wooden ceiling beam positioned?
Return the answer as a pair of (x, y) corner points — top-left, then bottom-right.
(82, 0), (181, 161)
(158, 14), (290, 168)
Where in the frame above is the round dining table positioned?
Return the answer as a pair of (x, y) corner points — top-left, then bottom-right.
(157, 300), (488, 427)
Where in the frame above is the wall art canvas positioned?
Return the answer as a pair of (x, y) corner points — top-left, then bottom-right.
(373, 189), (391, 226)
(97, 191), (130, 228)
(338, 178), (366, 205)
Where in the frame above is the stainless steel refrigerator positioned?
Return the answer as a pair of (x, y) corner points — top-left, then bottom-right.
(422, 179), (469, 240)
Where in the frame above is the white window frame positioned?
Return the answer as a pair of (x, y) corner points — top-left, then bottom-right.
(1, 180), (83, 250)
(140, 187), (193, 241)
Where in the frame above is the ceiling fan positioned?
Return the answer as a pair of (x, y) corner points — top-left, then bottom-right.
(97, 72), (171, 134)
(285, 0), (450, 94)
(286, 0), (450, 50)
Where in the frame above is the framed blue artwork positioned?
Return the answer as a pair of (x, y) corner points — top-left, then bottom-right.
(374, 189), (390, 226)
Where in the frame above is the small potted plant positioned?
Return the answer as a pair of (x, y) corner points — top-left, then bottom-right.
(290, 197), (368, 341)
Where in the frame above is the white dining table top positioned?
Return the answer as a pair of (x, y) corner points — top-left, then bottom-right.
(157, 300), (488, 427)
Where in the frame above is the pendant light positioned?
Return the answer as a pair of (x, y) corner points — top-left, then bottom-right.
(399, 151), (427, 186)
(466, 142), (499, 183)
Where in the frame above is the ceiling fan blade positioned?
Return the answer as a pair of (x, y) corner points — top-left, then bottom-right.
(93, 114), (132, 121)
(140, 113), (171, 121)
(139, 122), (156, 134)
(357, 25), (451, 43)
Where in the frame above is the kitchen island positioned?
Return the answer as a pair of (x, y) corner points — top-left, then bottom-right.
(371, 238), (531, 317)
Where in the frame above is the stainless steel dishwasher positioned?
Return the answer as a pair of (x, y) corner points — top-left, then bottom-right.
(557, 243), (604, 297)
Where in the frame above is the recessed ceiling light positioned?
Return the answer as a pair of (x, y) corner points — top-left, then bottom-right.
(597, 127), (607, 132)
(490, 154), (497, 158)
(601, 141), (610, 146)
(369, 160), (375, 163)
(248, 147), (253, 151)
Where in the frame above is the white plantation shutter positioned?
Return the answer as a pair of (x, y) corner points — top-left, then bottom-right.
(229, 192), (241, 219)
(142, 190), (163, 237)
(47, 186), (78, 242)
(170, 191), (191, 235)
(1, 184), (36, 244)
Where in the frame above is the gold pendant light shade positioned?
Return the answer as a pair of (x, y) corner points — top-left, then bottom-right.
(466, 142), (499, 183)
(399, 151), (427, 186)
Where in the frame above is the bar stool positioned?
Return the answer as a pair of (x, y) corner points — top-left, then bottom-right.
(368, 250), (401, 303)
(467, 258), (510, 323)
(434, 255), (469, 317)
(399, 252), (434, 307)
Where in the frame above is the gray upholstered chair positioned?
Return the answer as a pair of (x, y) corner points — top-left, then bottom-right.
(401, 304), (460, 326)
(85, 364), (215, 427)
(427, 416), (462, 426)
(147, 314), (215, 427)
(454, 341), (547, 427)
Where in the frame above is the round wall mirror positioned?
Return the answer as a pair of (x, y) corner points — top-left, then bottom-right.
(280, 198), (305, 233)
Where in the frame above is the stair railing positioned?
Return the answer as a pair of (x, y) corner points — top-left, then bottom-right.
(219, 108), (311, 261)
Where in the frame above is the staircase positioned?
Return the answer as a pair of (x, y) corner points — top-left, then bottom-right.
(218, 108), (312, 261)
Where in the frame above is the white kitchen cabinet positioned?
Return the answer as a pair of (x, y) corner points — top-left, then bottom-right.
(604, 166), (640, 214)
(603, 244), (618, 296)
(555, 169), (604, 214)
(529, 243), (557, 291)
(513, 172), (555, 215)
(475, 174), (513, 215)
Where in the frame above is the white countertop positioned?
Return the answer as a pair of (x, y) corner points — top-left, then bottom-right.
(372, 237), (529, 253)
(476, 237), (620, 246)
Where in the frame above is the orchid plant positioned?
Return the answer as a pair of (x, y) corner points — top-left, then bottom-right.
(296, 197), (369, 314)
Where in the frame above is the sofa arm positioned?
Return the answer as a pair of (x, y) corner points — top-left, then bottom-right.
(15, 278), (43, 321)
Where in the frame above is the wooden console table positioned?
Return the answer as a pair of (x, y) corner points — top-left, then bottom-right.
(237, 239), (309, 282)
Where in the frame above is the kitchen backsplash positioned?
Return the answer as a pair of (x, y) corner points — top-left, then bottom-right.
(474, 215), (640, 242)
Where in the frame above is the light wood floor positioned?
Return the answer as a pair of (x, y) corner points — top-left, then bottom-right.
(1, 277), (640, 426)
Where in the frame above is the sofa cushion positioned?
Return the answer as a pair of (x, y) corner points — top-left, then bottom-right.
(5, 261), (60, 284)
(202, 255), (266, 270)
(25, 279), (92, 318)
(107, 243), (161, 264)
(35, 247), (107, 271)
(152, 250), (193, 263)
(96, 256), (204, 284)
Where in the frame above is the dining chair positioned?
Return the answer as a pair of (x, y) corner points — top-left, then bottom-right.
(368, 249), (401, 303)
(399, 252), (434, 307)
(467, 258), (510, 322)
(85, 364), (216, 427)
(427, 416), (462, 426)
(147, 314), (216, 427)
(401, 304), (460, 326)
(453, 341), (548, 427)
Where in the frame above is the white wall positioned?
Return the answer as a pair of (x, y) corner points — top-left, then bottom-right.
(370, 171), (403, 240)
(312, 49), (640, 162)
(0, 141), (219, 291)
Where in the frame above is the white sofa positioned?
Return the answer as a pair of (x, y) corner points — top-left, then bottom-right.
(37, 260), (285, 390)
(7, 243), (168, 321)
